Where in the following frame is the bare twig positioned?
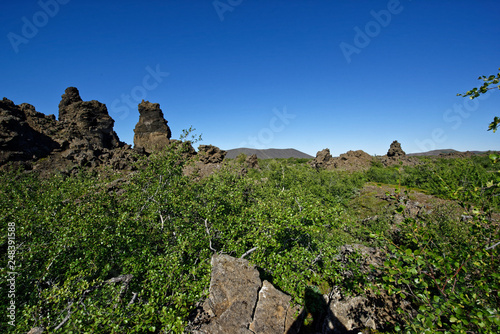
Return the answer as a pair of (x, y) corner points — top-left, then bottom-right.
(107, 274), (133, 308)
(106, 274), (133, 284)
(204, 219), (216, 253)
(311, 252), (322, 266)
(51, 274), (134, 329)
(137, 175), (164, 218)
(54, 301), (74, 330)
(294, 197), (303, 212)
(241, 247), (258, 259)
(128, 292), (138, 306)
(485, 240), (500, 250)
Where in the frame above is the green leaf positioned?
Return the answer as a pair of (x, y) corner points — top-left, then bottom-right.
(488, 116), (500, 133)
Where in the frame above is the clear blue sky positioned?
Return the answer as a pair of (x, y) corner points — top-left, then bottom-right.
(1, 0), (499, 156)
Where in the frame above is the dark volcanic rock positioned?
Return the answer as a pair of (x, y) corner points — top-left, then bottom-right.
(21, 103), (60, 139)
(310, 148), (333, 169)
(1, 87), (139, 172)
(198, 145), (226, 164)
(332, 150), (374, 171)
(387, 140), (405, 157)
(58, 87), (122, 150)
(245, 154), (259, 169)
(0, 98), (59, 166)
(2, 87), (230, 174)
(58, 86), (83, 120)
(311, 148), (373, 172)
(183, 145), (227, 179)
(379, 140), (421, 167)
(133, 100), (172, 153)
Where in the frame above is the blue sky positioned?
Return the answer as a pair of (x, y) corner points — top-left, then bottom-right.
(1, 0), (499, 156)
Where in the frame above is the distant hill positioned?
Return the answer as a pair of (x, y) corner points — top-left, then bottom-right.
(407, 149), (493, 157)
(226, 148), (495, 160)
(407, 149), (459, 156)
(226, 148), (314, 160)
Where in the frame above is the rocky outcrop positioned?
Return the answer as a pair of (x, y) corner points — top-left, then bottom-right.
(332, 150), (374, 171)
(1, 88), (232, 175)
(311, 142), (423, 171)
(310, 148), (333, 169)
(323, 288), (403, 333)
(387, 140), (405, 157)
(380, 141), (422, 167)
(193, 254), (261, 334)
(310, 149), (374, 171)
(40, 87), (133, 172)
(0, 88), (140, 172)
(190, 250), (406, 334)
(321, 244), (404, 333)
(58, 86), (83, 118)
(0, 98), (59, 165)
(21, 103), (60, 140)
(183, 145), (227, 179)
(58, 87), (122, 151)
(190, 254), (302, 334)
(133, 100), (171, 153)
(245, 154), (259, 169)
(198, 145), (226, 164)
(250, 280), (301, 334)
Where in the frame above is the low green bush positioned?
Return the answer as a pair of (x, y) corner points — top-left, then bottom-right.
(1, 148), (498, 333)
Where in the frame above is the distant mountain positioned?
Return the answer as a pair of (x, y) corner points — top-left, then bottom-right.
(407, 149), (459, 156)
(407, 149), (494, 156)
(225, 148), (314, 160)
(226, 148), (495, 160)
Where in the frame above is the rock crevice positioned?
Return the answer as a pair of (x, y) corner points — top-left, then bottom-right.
(191, 250), (406, 334)
(190, 254), (302, 334)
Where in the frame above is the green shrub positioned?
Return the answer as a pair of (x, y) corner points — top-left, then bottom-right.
(373, 176), (500, 333)
(1, 148), (498, 333)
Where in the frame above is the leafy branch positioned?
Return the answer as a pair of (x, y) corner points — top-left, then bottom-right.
(458, 67), (500, 133)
